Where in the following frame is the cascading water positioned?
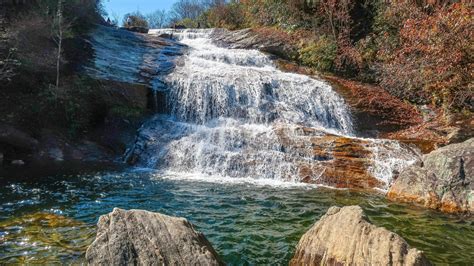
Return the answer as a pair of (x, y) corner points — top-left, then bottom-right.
(2, 27), (473, 266)
(152, 29), (353, 132)
(126, 28), (418, 188)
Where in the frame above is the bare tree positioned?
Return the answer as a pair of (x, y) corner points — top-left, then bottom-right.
(146, 9), (168, 29)
(51, 0), (72, 91)
(110, 11), (121, 26)
(170, 0), (207, 21)
(318, 0), (353, 41)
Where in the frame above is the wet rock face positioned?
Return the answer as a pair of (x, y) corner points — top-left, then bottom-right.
(290, 206), (431, 266)
(33, 130), (112, 163)
(85, 25), (184, 86)
(126, 119), (416, 190)
(387, 138), (473, 214)
(211, 28), (296, 60)
(122, 26), (149, 34)
(275, 126), (416, 189)
(324, 76), (423, 138)
(289, 132), (383, 189)
(86, 208), (224, 266)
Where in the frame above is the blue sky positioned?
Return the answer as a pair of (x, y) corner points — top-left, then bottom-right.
(103, 0), (176, 21)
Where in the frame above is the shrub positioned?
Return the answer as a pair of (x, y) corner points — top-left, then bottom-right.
(379, 3), (473, 113)
(123, 12), (149, 28)
(175, 18), (198, 28)
(204, 1), (246, 30)
(298, 35), (337, 72)
(34, 76), (105, 137)
(0, 48), (20, 83)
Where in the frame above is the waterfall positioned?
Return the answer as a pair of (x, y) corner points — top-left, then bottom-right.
(127, 29), (418, 188)
(151, 29), (353, 132)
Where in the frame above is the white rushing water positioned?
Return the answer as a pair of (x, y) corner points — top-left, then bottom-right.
(128, 29), (418, 188)
(150, 29), (353, 132)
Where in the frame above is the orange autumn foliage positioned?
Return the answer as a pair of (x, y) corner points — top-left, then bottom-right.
(379, 3), (473, 113)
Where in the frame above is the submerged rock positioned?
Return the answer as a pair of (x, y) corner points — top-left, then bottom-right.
(387, 138), (473, 214)
(86, 208), (223, 266)
(290, 206), (431, 266)
(0, 213), (94, 264)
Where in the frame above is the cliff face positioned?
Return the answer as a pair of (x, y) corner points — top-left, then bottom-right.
(0, 6), (180, 168)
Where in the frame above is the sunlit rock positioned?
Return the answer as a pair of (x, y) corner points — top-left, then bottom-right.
(85, 25), (183, 85)
(86, 208), (224, 265)
(388, 138), (473, 214)
(290, 206), (431, 266)
(211, 28), (297, 60)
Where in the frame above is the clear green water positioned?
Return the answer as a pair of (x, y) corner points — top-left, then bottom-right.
(0, 167), (473, 265)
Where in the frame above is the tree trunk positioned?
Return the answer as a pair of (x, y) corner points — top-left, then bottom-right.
(55, 0), (62, 90)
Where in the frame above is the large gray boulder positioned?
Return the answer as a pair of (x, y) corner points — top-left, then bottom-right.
(86, 208), (224, 266)
(387, 138), (473, 214)
(290, 206), (431, 266)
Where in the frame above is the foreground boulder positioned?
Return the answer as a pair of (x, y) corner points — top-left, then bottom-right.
(387, 138), (473, 214)
(290, 206), (430, 266)
(86, 208), (223, 266)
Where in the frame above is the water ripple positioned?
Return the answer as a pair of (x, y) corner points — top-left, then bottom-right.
(0, 170), (472, 264)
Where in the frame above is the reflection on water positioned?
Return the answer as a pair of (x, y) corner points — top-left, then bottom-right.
(0, 168), (473, 264)
(0, 213), (94, 264)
